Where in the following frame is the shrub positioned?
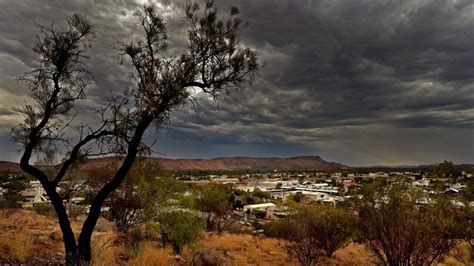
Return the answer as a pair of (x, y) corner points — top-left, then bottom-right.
(106, 194), (149, 233)
(195, 183), (233, 233)
(251, 221), (264, 231)
(124, 228), (143, 258)
(66, 204), (84, 219)
(158, 209), (205, 254)
(291, 192), (304, 203)
(357, 183), (462, 265)
(252, 209), (267, 219)
(265, 205), (354, 265)
(33, 203), (55, 217)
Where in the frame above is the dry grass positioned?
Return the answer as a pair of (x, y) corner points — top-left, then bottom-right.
(90, 231), (119, 266)
(439, 242), (473, 266)
(0, 209), (63, 263)
(0, 209), (471, 265)
(185, 233), (297, 266)
(319, 243), (376, 265)
(128, 242), (174, 266)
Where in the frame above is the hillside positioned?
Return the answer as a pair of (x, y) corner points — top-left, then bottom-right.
(0, 161), (22, 173)
(81, 155), (348, 172)
(0, 156), (348, 173)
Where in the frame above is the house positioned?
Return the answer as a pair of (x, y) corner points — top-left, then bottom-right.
(444, 187), (460, 194)
(20, 181), (50, 208)
(243, 203), (277, 219)
(243, 202), (277, 213)
(236, 185), (255, 192)
(412, 179), (430, 187)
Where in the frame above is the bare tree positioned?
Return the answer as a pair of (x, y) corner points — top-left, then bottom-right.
(13, 1), (258, 265)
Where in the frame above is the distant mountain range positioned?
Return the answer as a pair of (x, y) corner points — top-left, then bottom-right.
(78, 155), (349, 172)
(1, 156), (472, 174)
(0, 156), (348, 173)
(0, 161), (23, 173)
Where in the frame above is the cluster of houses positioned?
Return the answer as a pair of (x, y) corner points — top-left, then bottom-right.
(1, 169), (472, 223)
(2, 180), (86, 209)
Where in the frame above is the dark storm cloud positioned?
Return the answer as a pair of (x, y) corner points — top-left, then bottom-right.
(0, 0), (473, 165)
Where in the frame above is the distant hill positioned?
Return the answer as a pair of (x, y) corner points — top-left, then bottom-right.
(3, 157), (473, 174)
(81, 155), (349, 172)
(357, 164), (474, 172)
(0, 161), (22, 173)
(0, 156), (348, 173)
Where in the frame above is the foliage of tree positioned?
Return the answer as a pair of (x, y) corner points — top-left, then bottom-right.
(265, 205), (354, 265)
(463, 177), (474, 202)
(432, 160), (456, 178)
(356, 183), (462, 265)
(33, 203), (56, 217)
(0, 174), (27, 209)
(268, 208), (322, 266)
(158, 209), (205, 254)
(12, 1), (257, 264)
(252, 209), (267, 219)
(455, 201), (474, 262)
(105, 160), (186, 233)
(106, 192), (149, 234)
(252, 188), (271, 199)
(291, 191), (304, 203)
(195, 183), (233, 233)
(313, 205), (354, 257)
(233, 199), (244, 210)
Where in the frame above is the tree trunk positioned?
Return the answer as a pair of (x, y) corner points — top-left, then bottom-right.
(44, 186), (78, 265)
(77, 116), (152, 264)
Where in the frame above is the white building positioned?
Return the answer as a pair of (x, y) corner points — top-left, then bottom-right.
(243, 202), (276, 213)
(20, 181), (50, 208)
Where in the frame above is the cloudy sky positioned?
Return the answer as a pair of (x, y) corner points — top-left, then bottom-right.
(0, 0), (473, 166)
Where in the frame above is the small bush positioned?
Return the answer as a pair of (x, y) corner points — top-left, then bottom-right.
(159, 209), (205, 254)
(66, 205), (84, 219)
(266, 205), (354, 265)
(33, 203), (55, 217)
(251, 221), (264, 231)
(124, 228), (143, 258)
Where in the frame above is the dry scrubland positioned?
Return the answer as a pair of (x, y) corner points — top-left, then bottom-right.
(0, 209), (470, 265)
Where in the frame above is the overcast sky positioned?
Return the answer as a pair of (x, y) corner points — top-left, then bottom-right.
(0, 0), (473, 166)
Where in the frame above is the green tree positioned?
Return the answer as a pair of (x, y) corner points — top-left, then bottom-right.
(265, 205), (354, 265)
(0, 174), (27, 209)
(432, 160), (456, 178)
(253, 188), (271, 199)
(105, 160), (162, 233)
(195, 183), (232, 233)
(252, 209), (267, 219)
(313, 205), (354, 257)
(159, 209), (205, 254)
(357, 183), (461, 265)
(291, 191), (304, 203)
